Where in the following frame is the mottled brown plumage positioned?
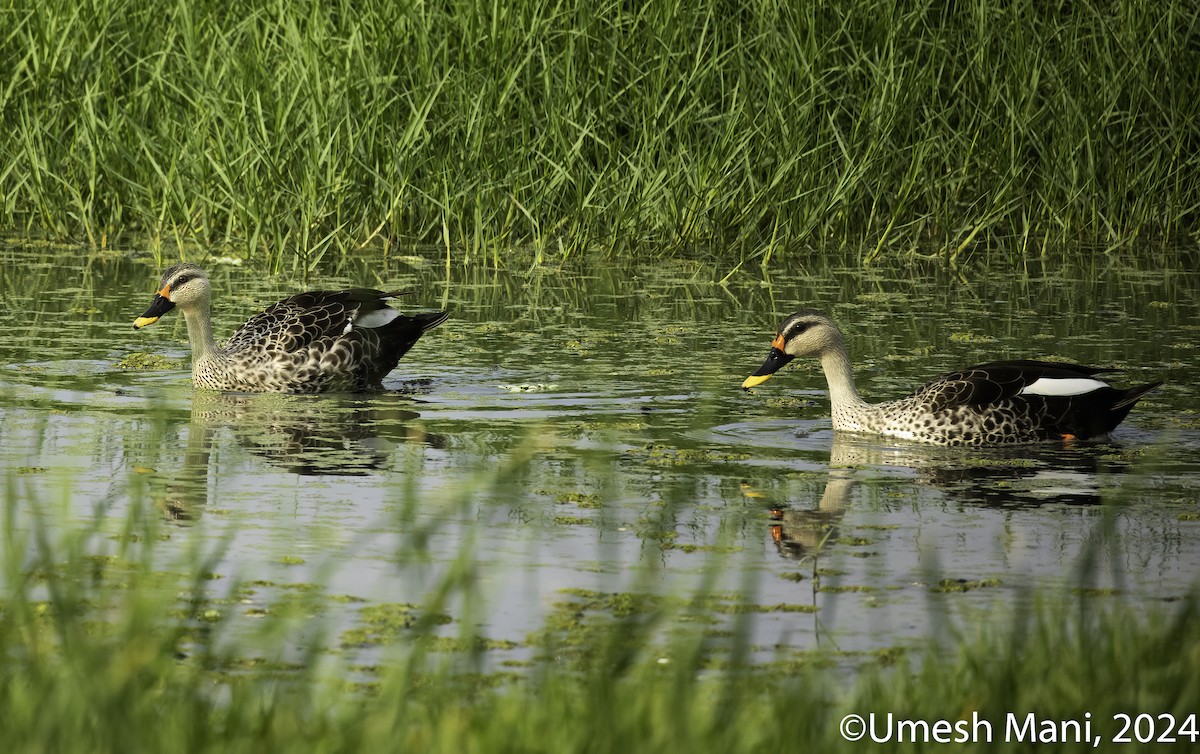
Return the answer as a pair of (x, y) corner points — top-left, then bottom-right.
(134, 264), (448, 393)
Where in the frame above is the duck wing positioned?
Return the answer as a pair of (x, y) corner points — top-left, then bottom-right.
(915, 360), (1118, 414)
(225, 289), (398, 354)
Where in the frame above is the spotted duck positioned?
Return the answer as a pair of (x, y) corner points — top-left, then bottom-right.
(133, 263), (448, 393)
(742, 309), (1160, 446)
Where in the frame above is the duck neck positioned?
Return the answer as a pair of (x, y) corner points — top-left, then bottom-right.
(181, 304), (221, 366)
(820, 344), (867, 419)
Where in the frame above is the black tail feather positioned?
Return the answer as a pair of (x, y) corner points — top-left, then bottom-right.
(1113, 381), (1162, 410)
(413, 309), (451, 333)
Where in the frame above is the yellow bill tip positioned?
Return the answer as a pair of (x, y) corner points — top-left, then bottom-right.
(133, 316), (159, 329)
(741, 373), (773, 389)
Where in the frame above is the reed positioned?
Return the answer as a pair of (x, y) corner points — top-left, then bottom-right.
(1, 0), (1197, 267)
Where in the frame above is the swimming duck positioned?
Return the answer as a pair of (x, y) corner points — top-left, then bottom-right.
(133, 263), (449, 393)
(742, 309), (1160, 445)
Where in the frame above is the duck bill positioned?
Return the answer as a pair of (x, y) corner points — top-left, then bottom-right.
(133, 292), (176, 329)
(742, 347), (794, 389)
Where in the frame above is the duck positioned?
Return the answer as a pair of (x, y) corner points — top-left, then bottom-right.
(133, 263), (449, 393)
(741, 309), (1161, 446)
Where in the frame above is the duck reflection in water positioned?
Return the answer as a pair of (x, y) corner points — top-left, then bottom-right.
(762, 433), (1140, 561)
(759, 468), (853, 562)
(156, 391), (444, 521)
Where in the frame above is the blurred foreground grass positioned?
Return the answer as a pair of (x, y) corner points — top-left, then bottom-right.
(3, 467), (1197, 754)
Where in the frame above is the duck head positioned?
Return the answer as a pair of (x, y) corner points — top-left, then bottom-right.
(742, 309), (844, 388)
(133, 264), (212, 329)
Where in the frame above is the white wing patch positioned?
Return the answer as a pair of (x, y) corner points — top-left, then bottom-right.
(1018, 377), (1109, 397)
(354, 308), (400, 330)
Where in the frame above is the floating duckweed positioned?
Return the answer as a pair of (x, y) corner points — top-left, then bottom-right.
(279, 556), (305, 565)
(340, 603), (455, 647)
(948, 332), (997, 344)
(659, 542), (742, 554)
(817, 584), (877, 593)
(606, 592), (657, 617)
(955, 457), (1040, 469)
(932, 578), (1002, 592)
(553, 515), (594, 526)
(1162, 413), (1200, 429)
(113, 352), (184, 370)
(558, 588), (603, 599)
(763, 396), (815, 410)
(635, 527), (677, 542)
(630, 444), (752, 466)
(712, 602), (819, 614)
(556, 491), (603, 508)
(835, 536), (873, 546)
(426, 636), (521, 652)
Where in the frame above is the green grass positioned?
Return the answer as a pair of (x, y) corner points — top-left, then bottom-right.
(1, 0), (1197, 267)
(3, 502), (1199, 753)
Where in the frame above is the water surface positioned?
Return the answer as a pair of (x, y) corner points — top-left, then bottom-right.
(1, 242), (1197, 666)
